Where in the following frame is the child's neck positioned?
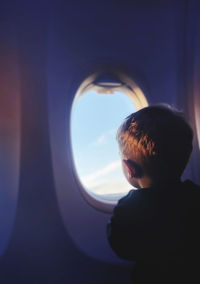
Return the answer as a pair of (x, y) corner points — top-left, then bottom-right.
(137, 176), (152, 188)
(138, 176), (181, 189)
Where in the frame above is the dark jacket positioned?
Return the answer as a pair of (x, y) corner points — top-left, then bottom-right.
(107, 180), (200, 283)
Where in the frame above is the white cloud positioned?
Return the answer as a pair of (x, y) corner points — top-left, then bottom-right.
(92, 134), (106, 146)
(90, 129), (116, 147)
(91, 180), (131, 195)
(82, 160), (121, 185)
(107, 129), (116, 135)
(80, 160), (132, 195)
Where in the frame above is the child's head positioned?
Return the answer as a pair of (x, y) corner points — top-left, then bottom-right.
(117, 104), (193, 188)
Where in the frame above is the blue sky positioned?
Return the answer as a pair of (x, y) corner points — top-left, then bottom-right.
(71, 90), (136, 196)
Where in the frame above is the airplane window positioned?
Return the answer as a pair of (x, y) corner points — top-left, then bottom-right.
(70, 77), (148, 207)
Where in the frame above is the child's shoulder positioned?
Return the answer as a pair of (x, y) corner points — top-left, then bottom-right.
(117, 189), (135, 205)
(112, 190), (136, 220)
(183, 179), (200, 191)
(115, 189), (144, 211)
(118, 187), (150, 204)
(182, 179), (200, 206)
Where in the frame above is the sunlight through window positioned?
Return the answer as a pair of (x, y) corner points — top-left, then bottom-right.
(71, 90), (135, 201)
(70, 75), (148, 205)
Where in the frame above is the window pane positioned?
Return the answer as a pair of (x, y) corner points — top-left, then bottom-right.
(71, 90), (136, 201)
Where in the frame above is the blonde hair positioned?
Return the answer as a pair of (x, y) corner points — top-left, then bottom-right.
(117, 104), (193, 178)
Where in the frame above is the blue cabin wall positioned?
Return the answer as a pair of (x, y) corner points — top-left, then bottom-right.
(0, 0), (200, 283)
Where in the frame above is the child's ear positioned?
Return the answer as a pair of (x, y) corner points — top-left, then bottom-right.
(123, 159), (143, 178)
(123, 160), (133, 179)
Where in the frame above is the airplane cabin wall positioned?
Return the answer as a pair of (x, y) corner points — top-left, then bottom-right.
(0, 0), (200, 283)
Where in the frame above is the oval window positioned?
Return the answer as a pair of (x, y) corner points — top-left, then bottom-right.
(70, 74), (148, 209)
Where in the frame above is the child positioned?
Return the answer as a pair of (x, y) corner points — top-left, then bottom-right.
(107, 104), (200, 284)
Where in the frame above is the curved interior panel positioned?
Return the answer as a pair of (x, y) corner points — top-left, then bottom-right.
(48, 68), (149, 262)
(0, 41), (21, 256)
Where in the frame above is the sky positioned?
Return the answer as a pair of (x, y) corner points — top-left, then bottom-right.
(71, 90), (136, 198)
